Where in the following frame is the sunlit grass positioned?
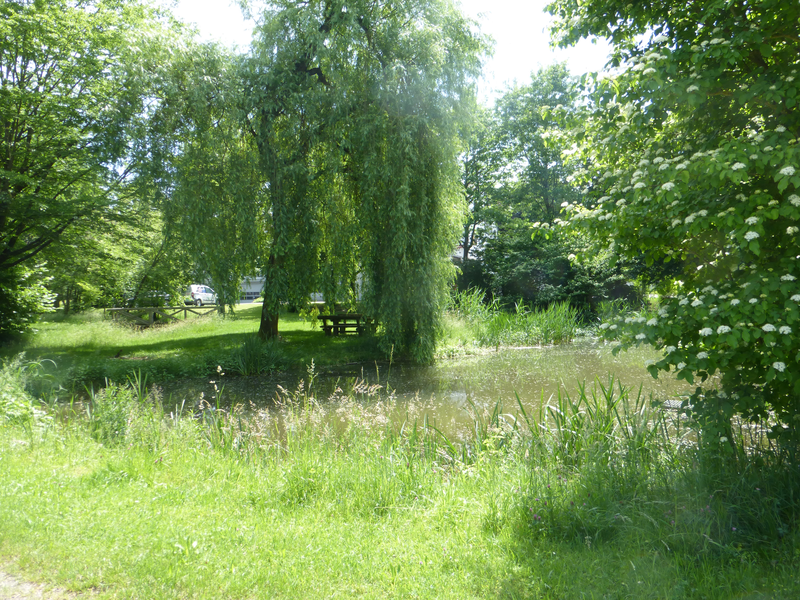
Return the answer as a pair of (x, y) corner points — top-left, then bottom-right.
(0, 304), (381, 391)
(1, 364), (798, 599)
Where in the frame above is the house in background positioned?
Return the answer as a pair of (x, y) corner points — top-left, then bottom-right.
(240, 276), (264, 303)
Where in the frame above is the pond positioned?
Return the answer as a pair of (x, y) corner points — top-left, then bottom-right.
(159, 339), (697, 436)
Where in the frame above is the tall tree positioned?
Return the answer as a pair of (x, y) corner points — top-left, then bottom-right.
(0, 0), (178, 330)
(550, 0), (800, 438)
(243, 0), (486, 361)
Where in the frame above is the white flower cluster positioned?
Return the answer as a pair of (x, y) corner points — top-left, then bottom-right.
(745, 216), (759, 225)
(780, 326), (792, 334)
(762, 324), (776, 332)
(731, 163), (746, 171)
(781, 274), (796, 281)
(636, 333), (646, 340)
(773, 362), (786, 372)
(699, 327), (713, 336)
(744, 231), (759, 241)
(662, 182), (675, 191)
(687, 85), (699, 93)
(791, 195), (800, 207)
(697, 352), (709, 359)
(780, 166), (796, 176)
(647, 318), (658, 326)
(717, 325), (731, 334)
(692, 299), (703, 307)
(665, 346), (677, 354)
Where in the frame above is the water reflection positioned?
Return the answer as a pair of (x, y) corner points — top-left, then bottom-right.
(159, 340), (695, 427)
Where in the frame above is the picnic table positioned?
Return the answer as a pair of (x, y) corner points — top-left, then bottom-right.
(317, 313), (367, 336)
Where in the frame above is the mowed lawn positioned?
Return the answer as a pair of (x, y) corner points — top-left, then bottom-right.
(0, 304), (383, 390)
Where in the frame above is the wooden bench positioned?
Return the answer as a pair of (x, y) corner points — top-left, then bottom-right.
(317, 313), (367, 336)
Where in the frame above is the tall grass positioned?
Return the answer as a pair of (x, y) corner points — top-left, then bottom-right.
(1, 359), (799, 598)
(449, 287), (580, 346)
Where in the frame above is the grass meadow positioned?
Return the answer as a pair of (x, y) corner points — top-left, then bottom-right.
(0, 304), (383, 392)
(1, 355), (799, 599)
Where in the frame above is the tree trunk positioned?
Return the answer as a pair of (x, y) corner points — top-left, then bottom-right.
(258, 299), (279, 339)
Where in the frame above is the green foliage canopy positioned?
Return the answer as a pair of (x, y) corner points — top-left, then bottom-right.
(550, 0), (800, 437)
(242, 0), (485, 361)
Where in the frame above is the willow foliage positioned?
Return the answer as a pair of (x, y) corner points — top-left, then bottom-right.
(244, 0), (486, 362)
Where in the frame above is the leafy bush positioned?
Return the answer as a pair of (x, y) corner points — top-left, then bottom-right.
(0, 266), (54, 340)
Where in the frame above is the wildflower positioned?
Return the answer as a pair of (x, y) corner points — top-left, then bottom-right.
(730, 299), (741, 306)
(686, 85), (699, 93)
(776, 125), (787, 133)
(636, 333), (646, 340)
(679, 298), (689, 306)
(659, 163), (670, 171)
(780, 166), (796, 176)
(744, 231), (759, 241)
(717, 325), (731, 334)
(647, 318), (658, 326)
(773, 362), (786, 372)
(685, 215), (695, 224)
(762, 324), (776, 332)
(699, 327), (713, 336)
(662, 182), (675, 191)
(634, 182), (646, 189)
(792, 295), (800, 302)
(779, 326), (791, 334)
(791, 195), (800, 207)
(749, 298), (758, 304)
(653, 157), (665, 164)
(697, 352), (709, 359)
(745, 216), (758, 225)
(599, 323), (610, 329)
(643, 68), (656, 75)
(781, 274), (796, 281)
(677, 362), (687, 370)
(671, 219), (682, 227)
(653, 34), (670, 43)
(609, 324), (618, 330)
(787, 226), (799, 234)
(698, 210), (708, 217)
(665, 346), (676, 354)
(731, 162), (746, 171)
(692, 299), (703, 307)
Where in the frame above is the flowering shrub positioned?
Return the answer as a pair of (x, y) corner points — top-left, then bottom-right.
(547, 0), (800, 438)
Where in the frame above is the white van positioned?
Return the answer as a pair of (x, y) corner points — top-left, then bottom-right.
(186, 284), (217, 306)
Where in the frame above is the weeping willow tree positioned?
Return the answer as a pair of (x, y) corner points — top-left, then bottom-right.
(243, 0), (485, 362)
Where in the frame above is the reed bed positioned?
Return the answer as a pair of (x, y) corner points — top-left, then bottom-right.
(448, 287), (580, 347)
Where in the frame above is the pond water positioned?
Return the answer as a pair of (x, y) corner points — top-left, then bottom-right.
(159, 339), (696, 435)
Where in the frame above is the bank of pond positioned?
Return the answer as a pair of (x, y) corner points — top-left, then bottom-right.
(1, 346), (799, 598)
